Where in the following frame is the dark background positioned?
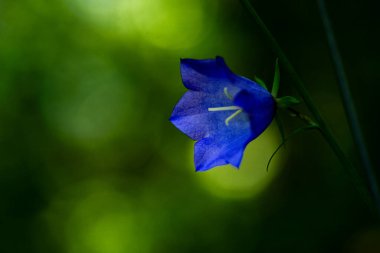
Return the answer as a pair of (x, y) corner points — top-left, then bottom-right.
(0, 0), (379, 252)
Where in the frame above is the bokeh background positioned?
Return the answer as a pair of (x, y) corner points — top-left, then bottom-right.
(0, 0), (379, 252)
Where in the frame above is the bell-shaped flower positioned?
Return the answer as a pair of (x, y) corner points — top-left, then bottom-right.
(170, 57), (276, 171)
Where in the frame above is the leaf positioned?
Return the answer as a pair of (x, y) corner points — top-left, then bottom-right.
(271, 58), (280, 97)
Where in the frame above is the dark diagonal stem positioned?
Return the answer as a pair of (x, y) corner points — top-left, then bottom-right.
(240, 0), (375, 213)
(317, 0), (380, 213)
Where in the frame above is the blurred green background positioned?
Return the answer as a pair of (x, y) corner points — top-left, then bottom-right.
(0, 0), (379, 252)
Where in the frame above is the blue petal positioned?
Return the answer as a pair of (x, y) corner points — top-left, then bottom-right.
(180, 57), (233, 93)
(170, 90), (247, 140)
(194, 133), (250, 172)
(234, 89), (276, 137)
(180, 56), (264, 94)
(170, 90), (254, 171)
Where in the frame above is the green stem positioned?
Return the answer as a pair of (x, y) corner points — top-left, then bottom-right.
(240, 0), (374, 212)
(317, 0), (380, 215)
(286, 108), (318, 127)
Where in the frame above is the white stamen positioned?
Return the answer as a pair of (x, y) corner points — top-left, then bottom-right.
(208, 106), (241, 112)
(207, 87), (242, 126)
(225, 109), (242, 126)
(224, 87), (233, 100)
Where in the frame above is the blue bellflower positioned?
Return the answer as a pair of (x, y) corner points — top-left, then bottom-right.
(170, 57), (276, 171)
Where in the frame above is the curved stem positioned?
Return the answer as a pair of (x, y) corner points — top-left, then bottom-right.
(240, 0), (375, 212)
(317, 0), (380, 214)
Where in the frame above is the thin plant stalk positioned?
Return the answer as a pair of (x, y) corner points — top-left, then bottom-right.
(317, 0), (380, 213)
(239, 0), (375, 212)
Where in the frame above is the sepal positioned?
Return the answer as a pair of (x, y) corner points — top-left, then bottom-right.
(254, 76), (268, 90)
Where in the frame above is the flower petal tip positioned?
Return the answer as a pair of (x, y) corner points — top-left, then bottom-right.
(194, 162), (241, 172)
